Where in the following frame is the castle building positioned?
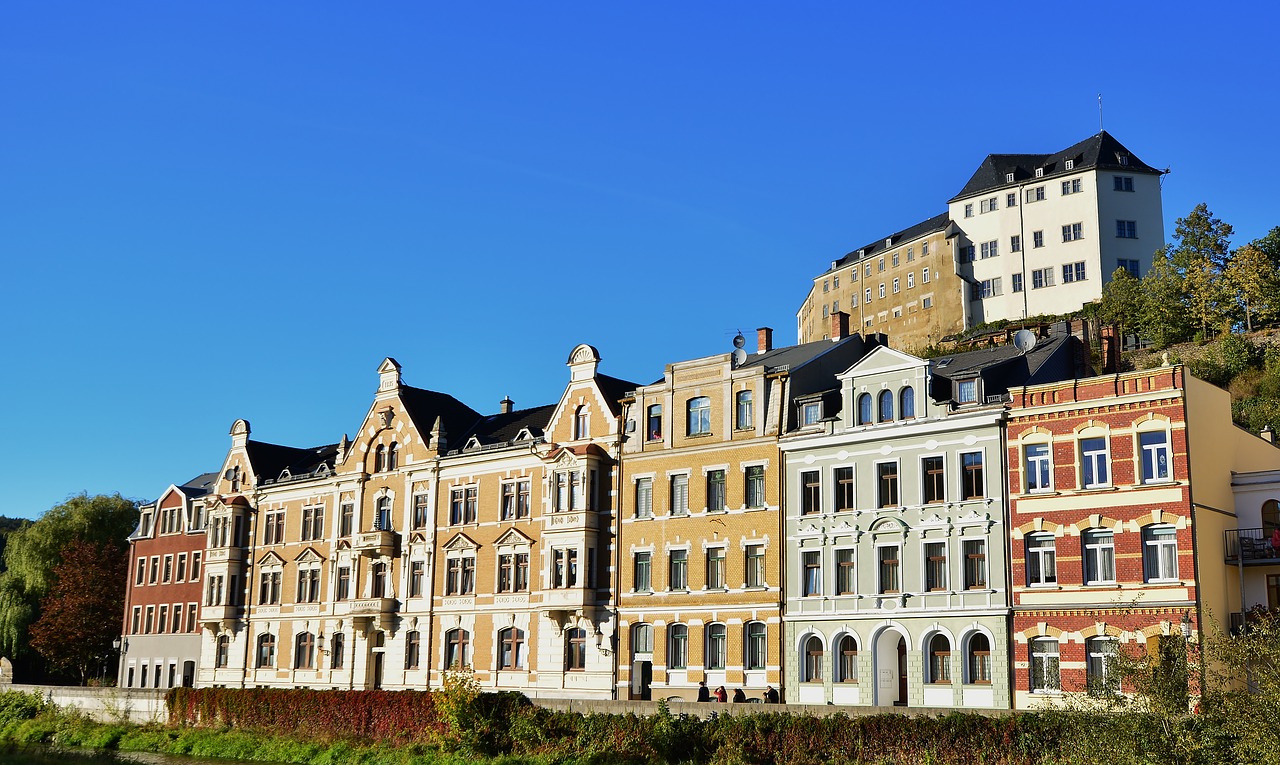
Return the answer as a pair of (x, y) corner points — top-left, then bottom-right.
(120, 473), (216, 689)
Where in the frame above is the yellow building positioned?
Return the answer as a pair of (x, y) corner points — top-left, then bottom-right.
(616, 328), (871, 701)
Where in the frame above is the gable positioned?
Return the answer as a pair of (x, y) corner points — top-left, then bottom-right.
(838, 345), (924, 380)
(258, 551), (285, 567)
(294, 547), (324, 564)
(494, 528), (535, 548)
(442, 533), (479, 552)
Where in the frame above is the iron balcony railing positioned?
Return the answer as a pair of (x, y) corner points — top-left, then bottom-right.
(1223, 527), (1280, 564)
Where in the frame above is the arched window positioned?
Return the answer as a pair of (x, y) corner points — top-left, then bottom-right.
(744, 622), (767, 671)
(965, 633), (991, 684)
(668, 624), (688, 669)
(631, 623), (653, 658)
(836, 635), (858, 683)
(371, 561), (388, 598)
(1263, 500), (1280, 535)
(878, 390), (894, 422)
(565, 628), (586, 671)
(330, 632), (345, 669)
(376, 496), (392, 531)
(573, 406), (588, 440)
(857, 393), (873, 425)
(687, 397), (711, 436)
(498, 627), (525, 669)
(900, 387), (915, 419)
(215, 635), (230, 668)
(256, 633), (276, 668)
(294, 632), (315, 669)
(403, 630), (421, 670)
(387, 442), (398, 471)
(735, 390), (753, 430)
(802, 635), (824, 682)
(706, 624), (727, 670)
(374, 445), (387, 472)
(445, 629), (470, 669)
(927, 634), (951, 684)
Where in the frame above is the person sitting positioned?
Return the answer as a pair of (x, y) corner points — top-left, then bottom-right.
(763, 686), (779, 703)
(714, 685), (727, 703)
(732, 688), (747, 703)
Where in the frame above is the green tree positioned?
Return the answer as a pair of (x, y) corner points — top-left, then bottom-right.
(1202, 608), (1280, 765)
(27, 540), (127, 684)
(1139, 257), (1195, 347)
(0, 494), (137, 664)
(1098, 267), (1144, 343)
(1162, 203), (1235, 336)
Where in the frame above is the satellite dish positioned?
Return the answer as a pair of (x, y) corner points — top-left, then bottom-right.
(732, 332), (746, 349)
(1013, 329), (1037, 354)
(731, 348), (748, 367)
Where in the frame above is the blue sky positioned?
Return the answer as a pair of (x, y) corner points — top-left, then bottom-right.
(3, 3), (1277, 518)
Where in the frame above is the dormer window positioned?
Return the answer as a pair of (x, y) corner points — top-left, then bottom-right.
(956, 379), (979, 404)
(1065, 159), (1075, 170)
(1035, 168), (1044, 178)
(1118, 154), (1129, 166)
(1005, 173), (1015, 183)
(801, 401), (822, 426)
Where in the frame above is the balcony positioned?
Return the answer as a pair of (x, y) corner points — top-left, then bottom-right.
(542, 511), (598, 534)
(352, 530), (398, 557)
(199, 604), (243, 624)
(203, 546), (246, 564)
(1224, 528), (1280, 565)
(347, 597), (397, 617)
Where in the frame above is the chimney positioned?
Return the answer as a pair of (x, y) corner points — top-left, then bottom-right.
(831, 311), (849, 341)
(500, 396), (514, 414)
(1263, 425), (1276, 444)
(757, 327), (773, 354)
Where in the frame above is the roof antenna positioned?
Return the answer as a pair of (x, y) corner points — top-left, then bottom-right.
(1098, 93), (1104, 132)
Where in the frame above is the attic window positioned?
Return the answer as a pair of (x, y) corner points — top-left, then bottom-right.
(936, 357), (954, 368)
(1064, 159), (1075, 170)
(1035, 168), (1044, 178)
(1005, 173), (1014, 183)
(1118, 154), (1129, 166)
(885, 238), (892, 247)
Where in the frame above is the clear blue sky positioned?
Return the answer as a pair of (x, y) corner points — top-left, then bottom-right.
(3, 3), (1277, 518)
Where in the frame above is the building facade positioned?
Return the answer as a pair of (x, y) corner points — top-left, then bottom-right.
(120, 473), (215, 689)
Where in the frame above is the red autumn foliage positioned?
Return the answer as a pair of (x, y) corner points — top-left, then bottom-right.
(28, 539), (127, 684)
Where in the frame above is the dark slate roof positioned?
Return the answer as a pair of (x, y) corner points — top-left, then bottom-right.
(828, 212), (951, 272)
(950, 131), (1161, 203)
(399, 385), (484, 440)
(740, 334), (865, 373)
(928, 334), (1084, 400)
(180, 472), (219, 498)
(245, 440), (339, 482)
(455, 404), (557, 448)
(595, 373), (642, 415)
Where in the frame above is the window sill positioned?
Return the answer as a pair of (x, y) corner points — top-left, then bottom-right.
(1083, 582), (1119, 589)
(1140, 479), (1176, 487)
(685, 432), (715, 439)
(1027, 583), (1061, 590)
(1078, 486), (1118, 494)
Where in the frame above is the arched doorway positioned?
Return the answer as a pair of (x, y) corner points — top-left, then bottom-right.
(874, 628), (908, 706)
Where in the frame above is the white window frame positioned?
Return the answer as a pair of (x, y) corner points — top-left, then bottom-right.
(1083, 529), (1116, 585)
(1142, 524), (1180, 583)
(1024, 441), (1053, 493)
(1080, 435), (1111, 489)
(1025, 532), (1057, 586)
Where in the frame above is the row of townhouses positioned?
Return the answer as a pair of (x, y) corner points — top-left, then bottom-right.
(795, 131), (1166, 350)
(120, 322), (1280, 710)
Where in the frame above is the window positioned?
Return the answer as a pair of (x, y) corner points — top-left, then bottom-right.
(1083, 529), (1116, 584)
(973, 278), (1001, 299)
(834, 467), (855, 512)
(1010, 234), (1021, 253)
(1026, 533), (1057, 585)
(157, 605), (167, 633)
(339, 503), (354, 537)
(878, 257), (885, 272)
(499, 628), (525, 670)
(161, 555), (172, 584)
(892, 252), (900, 266)
(371, 561), (389, 597)
(1032, 267), (1054, 289)
(967, 634), (992, 684)
(745, 544), (765, 588)
(336, 566), (351, 600)
(959, 246), (974, 263)
(1080, 436), (1110, 487)
(670, 474), (689, 516)
(1113, 175), (1134, 192)
(1143, 525), (1179, 582)
(375, 496), (394, 530)
(980, 240), (998, 259)
(1012, 273), (1024, 293)
(130, 606), (141, 634)
(899, 387), (915, 420)
(705, 470), (726, 512)
(1087, 637), (1119, 694)
(448, 490), (465, 525)
(263, 512), (284, 545)
(922, 456), (945, 504)
(746, 622), (767, 670)
(1061, 178), (1082, 195)
(1025, 443), (1052, 491)
(802, 550), (821, 596)
(1062, 262), (1087, 283)
(964, 540), (987, 589)
(445, 629), (470, 669)
(632, 623), (653, 656)
(1062, 222), (1083, 242)
(879, 283), (886, 299)
(857, 393), (873, 425)
(573, 406), (588, 440)
(135, 557), (145, 586)
(865, 263), (872, 277)
(1119, 258), (1141, 278)
(1116, 220), (1137, 238)
(647, 404), (663, 440)
(687, 397), (711, 436)
(635, 477), (653, 519)
(745, 466), (765, 509)
(256, 633), (276, 668)
(925, 541), (947, 591)
(892, 277), (900, 294)
(837, 635), (858, 682)
(669, 550), (688, 590)
(801, 401), (821, 425)
(979, 197), (996, 213)
(907, 246), (915, 261)
(171, 604), (182, 633)
(258, 570), (281, 605)
(961, 452), (984, 499)
(1027, 185), (1045, 202)
(877, 462), (899, 508)
(878, 545), (900, 594)
(956, 379), (978, 403)
(409, 560), (425, 597)
(907, 272), (915, 288)
(923, 267), (930, 283)
(865, 287), (872, 304)
(803, 635), (824, 681)
(445, 556), (475, 595)
(706, 547), (726, 589)
(1140, 430), (1171, 482)
(922, 296), (932, 309)
(928, 634), (951, 684)
(735, 390), (753, 429)
(669, 624), (689, 669)
(296, 567), (320, 603)
(877, 389), (894, 422)
(634, 552), (652, 592)
(1006, 191), (1017, 207)
(963, 203), (973, 218)
(801, 470), (821, 515)
(834, 548), (856, 594)
(1032, 230), (1044, 248)
(706, 624), (727, 670)
(410, 494), (430, 529)
(1030, 638), (1060, 692)
(552, 548), (578, 588)
(216, 635), (230, 668)
(296, 632), (316, 670)
(375, 444), (386, 472)
(301, 505), (324, 541)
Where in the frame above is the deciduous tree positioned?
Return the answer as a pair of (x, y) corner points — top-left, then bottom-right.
(1162, 204), (1235, 336)
(28, 540), (127, 684)
(1139, 257), (1195, 347)
(1225, 243), (1280, 331)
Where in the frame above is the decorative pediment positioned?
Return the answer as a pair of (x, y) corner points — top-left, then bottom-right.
(958, 508), (986, 522)
(442, 533), (479, 552)
(514, 427), (540, 442)
(336, 539), (351, 551)
(294, 547), (324, 564)
(408, 532), (428, 545)
(919, 513), (948, 526)
(258, 551), (285, 567)
(278, 467), (292, 481)
(494, 528), (535, 548)
(869, 516), (909, 534)
(464, 436), (483, 451)
(798, 523), (821, 536)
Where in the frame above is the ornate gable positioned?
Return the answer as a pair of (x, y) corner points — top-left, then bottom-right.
(442, 533), (479, 552)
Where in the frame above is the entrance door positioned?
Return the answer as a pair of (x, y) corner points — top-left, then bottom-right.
(896, 638), (908, 706)
(631, 661), (653, 700)
(372, 653), (384, 689)
(181, 661), (195, 688)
